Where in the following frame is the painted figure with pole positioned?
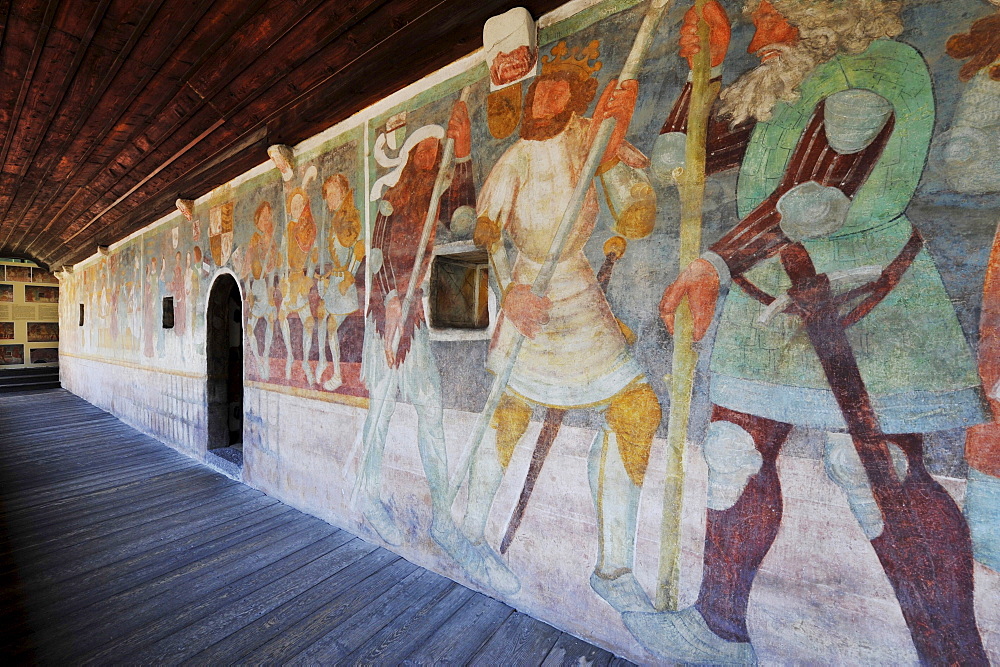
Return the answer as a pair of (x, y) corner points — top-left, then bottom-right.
(455, 0), (672, 614)
(245, 201), (279, 380)
(651, 0), (725, 615)
(628, 1), (989, 663)
(356, 95), (520, 595)
(939, 0), (1000, 575)
(268, 145), (320, 387)
(317, 173), (364, 392)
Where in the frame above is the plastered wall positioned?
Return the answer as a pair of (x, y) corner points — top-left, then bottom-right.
(58, 0), (1000, 661)
(0, 260), (60, 368)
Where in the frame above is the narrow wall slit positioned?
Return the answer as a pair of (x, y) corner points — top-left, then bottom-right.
(206, 274), (243, 471)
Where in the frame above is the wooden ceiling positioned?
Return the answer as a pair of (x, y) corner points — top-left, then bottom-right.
(0, 0), (565, 270)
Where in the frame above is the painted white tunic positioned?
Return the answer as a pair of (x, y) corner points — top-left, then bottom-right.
(322, 237), (360, 316)
(478, 116), (642, 407)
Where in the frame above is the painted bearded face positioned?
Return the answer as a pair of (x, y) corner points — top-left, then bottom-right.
(720, 0), (904, 124)
(748, 0), (800, 60)
(719, 3), (821, 123)
(522, 75), (577, 141)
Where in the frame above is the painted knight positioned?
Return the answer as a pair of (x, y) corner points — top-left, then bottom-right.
(639, 1), (988, 663)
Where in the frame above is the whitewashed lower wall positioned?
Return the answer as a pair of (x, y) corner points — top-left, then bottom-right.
(57, 354), (1000, 663)
(60, 354), (207, 459)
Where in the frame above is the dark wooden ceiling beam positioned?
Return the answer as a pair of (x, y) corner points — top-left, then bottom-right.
(0, 0), (59, 243)
(45, 0), (451, 265)
(31, 0), (363, 262)
(0, 0), (113, 251)
(12, 0), (197, 250)
(5, 0), (176, 254)
(19, 0), (259, 259)
(38, 0), (394, 263)
(0, 0), (21, 179)
(8, 0), (576, 267)
(47, 0), (567, 268)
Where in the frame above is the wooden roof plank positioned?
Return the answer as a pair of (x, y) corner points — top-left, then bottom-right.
(7, 0), (170, 253)
(0, 0), (113, 249)
(33, 0), (393, 261)
(41, 0), (458, 261)
(18, 0), (236, 257)
(25, 0), (317, 260)
(17, 0), (570, 267)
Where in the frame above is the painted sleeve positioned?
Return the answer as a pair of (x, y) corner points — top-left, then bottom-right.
(709, 98), (896, 278)
(658, 80), (756, 176)
(475, 149), (518, 236)
(367, 207), (394, 322)
(475, 151), (518, 292)
(439, 158), (476, 228)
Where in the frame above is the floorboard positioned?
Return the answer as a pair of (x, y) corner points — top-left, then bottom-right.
(0, 388), (629, 665)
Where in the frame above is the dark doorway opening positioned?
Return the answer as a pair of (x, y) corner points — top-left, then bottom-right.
(206, 273), (244, 471)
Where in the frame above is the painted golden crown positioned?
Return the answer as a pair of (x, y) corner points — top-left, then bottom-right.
(541, 40), (602, 80)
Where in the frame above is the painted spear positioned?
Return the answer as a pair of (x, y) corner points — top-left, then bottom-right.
(349, 86), (472, 507)
(654, 0), (720, 611)
(447, 0), (675, 505)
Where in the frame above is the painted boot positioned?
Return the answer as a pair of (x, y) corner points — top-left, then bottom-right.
(587, 428), (653, 614)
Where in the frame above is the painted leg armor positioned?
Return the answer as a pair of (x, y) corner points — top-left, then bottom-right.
(462, 382), (659, 610)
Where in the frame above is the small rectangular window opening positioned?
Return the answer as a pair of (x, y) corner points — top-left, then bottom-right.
(429, 251), (490, 330)
(78, 303), (84, 326)
(162, 296), (174, 329)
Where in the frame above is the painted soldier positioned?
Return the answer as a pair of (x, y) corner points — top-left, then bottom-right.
(358, 99), (518, 594)
(267, 146), (322, 386)
(245, 201), (280, 380)
(637, 0), (988, 663)
(279, 186), (319, 385)
(317, 173), (364, 391)
(467, 39), (661, 610)
(941, 1), (1000, 575)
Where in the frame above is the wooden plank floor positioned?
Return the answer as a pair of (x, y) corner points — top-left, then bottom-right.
(0, 389), (630, 665)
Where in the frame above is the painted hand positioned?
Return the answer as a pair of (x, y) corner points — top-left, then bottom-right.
(679, 0), (730, 69)
(448, 100), (472, 159)
(383, 294), (402, 367)
(591, 78), (639, 165)
(659, 258), (719, 341)
(339, 273), (355, 295)
(502, 283), (551, 339)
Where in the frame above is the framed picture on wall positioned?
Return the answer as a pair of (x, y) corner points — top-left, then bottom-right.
(27, 322), (58, 342)
(29, 348), (58, 364)
(0, 344), (24, 365)
(0, 322), (13, 340)
(5, 266), (31, 282)
(0, 284), (12, 302)
(24, 286), (59, 303)
(31, 269), (58, 284)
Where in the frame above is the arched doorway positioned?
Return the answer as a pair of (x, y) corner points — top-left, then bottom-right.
(206, 273), (244, 469)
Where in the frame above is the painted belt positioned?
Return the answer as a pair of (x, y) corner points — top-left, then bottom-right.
(732, 228), (923, 329)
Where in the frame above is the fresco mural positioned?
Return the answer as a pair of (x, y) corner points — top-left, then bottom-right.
(30, 347), (58, 364)
(0, 323), (13, 340)
(0, 285), (12, 302)
(26, 322), (58, 343)
(24, 286), (59, 303)
(0, 344), (24, 365)
(31, 269), (58, 285)
(58, 0), (1000, 662)
(247, 130), (368, 398)
(4, 266), (31, 282)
